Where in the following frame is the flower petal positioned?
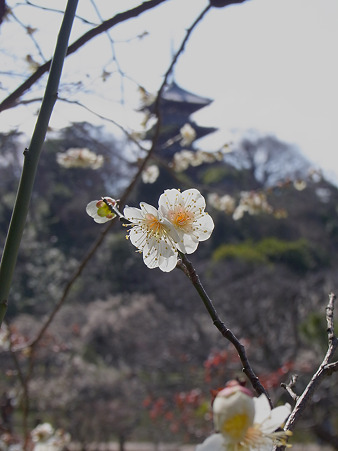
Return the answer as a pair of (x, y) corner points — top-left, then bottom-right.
(195, 433), (224, 451)
(86, 200), (114, 223)
(259, 404), (291, 434)
(123, 206), (145, 222)
(181, 188), (206, 211)
(140, 202), (159, 217)
(253, 394), (271, 424)
(192, 213), (214, 241)
(158, 189), (181, 216)
(129, 226), (147, 249)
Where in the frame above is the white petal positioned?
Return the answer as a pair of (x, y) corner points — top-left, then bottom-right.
(86, 200), (99, 217)
(181, 188), (206, 211)
(259, 404), (291, 434)
(195, 434), (224, 451)
(93, 216), (112, 224)
(140, 202), (160, 217)
(181, 234), (199, 254)
(192, 214), (214, 241)
(143, 237), (160, 268)
(158, 251), (178, 272)
(162, 218), (182, 244)
(159, 189), (181, 215)
(86, 201), (112, 223)
(123, 206), (144, 222)
(129, 227), (147, 249)
(253, 394), (271, 424)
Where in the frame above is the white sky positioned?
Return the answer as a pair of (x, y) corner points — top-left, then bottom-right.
(1, 0), (338, 183)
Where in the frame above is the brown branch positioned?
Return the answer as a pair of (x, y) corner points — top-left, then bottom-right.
(276, 293), (338, 451)
(177, 252), (272, 406)
(0, 0), (170, 112)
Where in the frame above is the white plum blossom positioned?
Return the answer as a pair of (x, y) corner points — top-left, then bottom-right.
(172, 149), (224, 172)
(142, 164), (160, 184)
(138, 86), (156, 107)
(196, 382), (291, 451)
(233, 192), (272, 221)
(123, 203), (181, 272)
(31, 423), (71, 451)
(87, 189), (214, 271)
(172, 150), (195, 172)
(159, 188), (214, 254)
(31, 423), (54, 443)
(86, 197), (117, 223)
(208, 193), (236, 215)
(56, 148), (104, 169)
(180, 123), (197, 146)
(293, 179), (307, 191)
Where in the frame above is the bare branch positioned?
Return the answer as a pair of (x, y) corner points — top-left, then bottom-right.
(0, 0), (170, 112)
(275, 293), (338, 451)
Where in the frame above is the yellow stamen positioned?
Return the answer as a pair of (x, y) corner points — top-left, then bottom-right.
(145, 213), (163, 235)
(222, 414), (251, 441)
(168, 206), (194, 231)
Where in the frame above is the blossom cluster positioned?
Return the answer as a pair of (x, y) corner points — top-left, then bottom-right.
(208, 191), (274, 221)
(86, 189), (214, 272)
(196, 381), (291, 451)
(0, 423), (70, 451)
(172, 149), (224, 172)
(56, 147), (104, 169)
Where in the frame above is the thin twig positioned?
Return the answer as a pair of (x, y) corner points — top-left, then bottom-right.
(280, 374), (299, 402)
(0, 0), (170, 112)
(275, 293), (338, 451)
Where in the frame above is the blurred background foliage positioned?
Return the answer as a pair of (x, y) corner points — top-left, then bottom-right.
(1, 122), (338, 449)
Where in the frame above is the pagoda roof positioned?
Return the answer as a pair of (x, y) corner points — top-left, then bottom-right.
(161, 82), (213, 108)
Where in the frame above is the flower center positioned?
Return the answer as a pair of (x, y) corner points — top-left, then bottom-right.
(221, 413), (251, 442)
(144, 213), (164, 235)
(96, 201), (114, 219)
(168, 206), (194, 231)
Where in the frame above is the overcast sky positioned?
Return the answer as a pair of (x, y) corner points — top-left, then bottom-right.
(2, 0), (338, 182)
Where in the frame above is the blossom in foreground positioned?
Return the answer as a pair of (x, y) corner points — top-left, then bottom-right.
(123, 202), (181, 272)
(86, 197), (117, 223)
(159, 188), (214, 254)
(56, 148), (104, 169)
(196, 382), (291, 451)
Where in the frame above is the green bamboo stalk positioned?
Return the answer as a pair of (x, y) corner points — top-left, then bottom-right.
(0, 0), (79, 326)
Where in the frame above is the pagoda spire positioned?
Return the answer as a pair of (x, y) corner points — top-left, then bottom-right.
(143, 81), (217, 158)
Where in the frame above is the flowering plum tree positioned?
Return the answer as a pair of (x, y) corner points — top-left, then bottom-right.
(0, 1), (337, 451)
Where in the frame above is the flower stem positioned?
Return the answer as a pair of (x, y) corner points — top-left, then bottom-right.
(0, 0), (79, 326)
(178, 252), (272, 405)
